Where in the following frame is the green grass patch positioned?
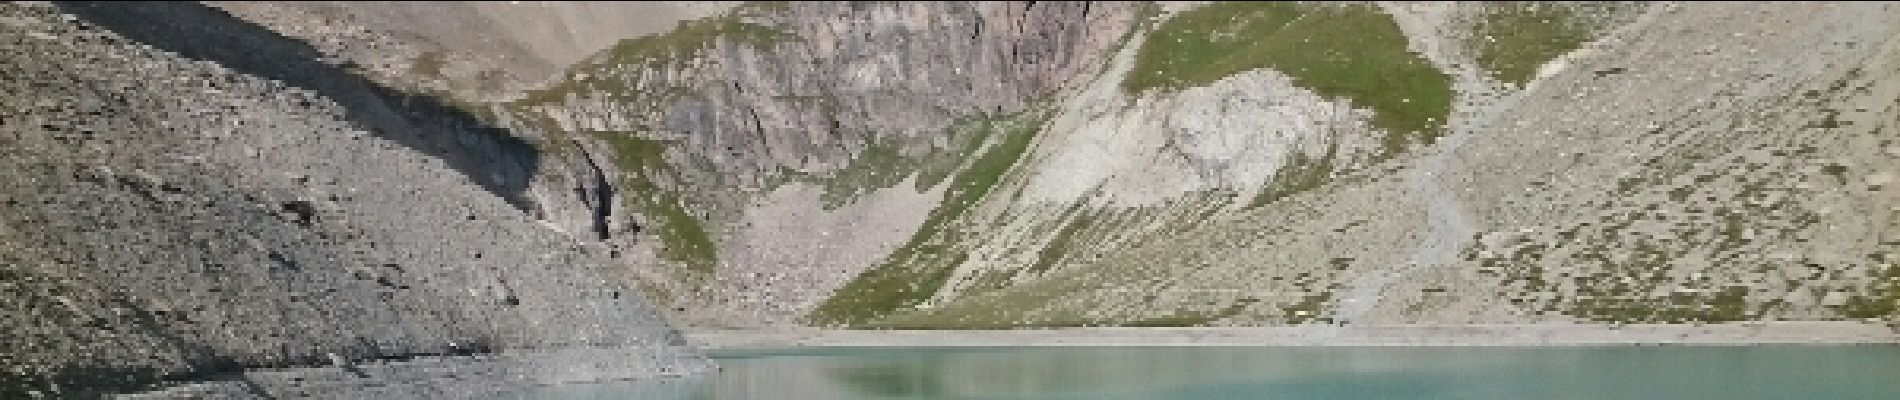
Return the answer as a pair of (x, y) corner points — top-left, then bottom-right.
(1123, 302), (1250, 327)
(1821, 164), (1850, 184)
(1835, 266), (1900, 319)
(911, 119), (999, 191)
(1248, 144), (1336, 209)
(1282, 293), (1335, 324)
(865, 299), (1249, 329)
(816, 138), (914, 209)
(595, 132), (719, 274)
(864, 274), (1099, 329)
(811, 118), (994, 209)
(1125, 2), (1452, 151)
(807, 113), (1047, 326)
(1026, 209), (1100, 274)
(1468, 2), (1598, 86)
(1124, 2), (1300, 93)
(409, 51), (448, 79)
(1574, 285), (1753, 323)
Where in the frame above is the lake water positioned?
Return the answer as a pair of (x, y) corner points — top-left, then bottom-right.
(528, 346), (1900, 399)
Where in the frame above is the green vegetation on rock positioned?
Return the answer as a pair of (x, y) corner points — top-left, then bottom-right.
(815, 138), (913, 209)
(1125, 2), (1452, 151)
(1124, 302), (1252, 327)
(1027, 210), (1100, 274)
(488, 3), (813, 273)
(596, 15), (792, 68)
(516, 8), (794, 106)
(494, 111), (721, 277)
(810, 117), (997, 209)
(1281, 293), (1335, 324)
(807, 112), (1048, 327)
(1468, 2), (1599, 86)
(1574, 286), (1752, 323)
(408, 51), (447, 79)
(596, 132), (719, 274)
(1835, 265), (1900, 319)
(1249, 144), (1336, 209)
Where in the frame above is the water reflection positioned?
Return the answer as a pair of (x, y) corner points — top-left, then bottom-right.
(527, 346), (1900, 400)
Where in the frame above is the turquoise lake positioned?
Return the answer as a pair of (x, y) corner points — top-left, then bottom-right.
(529, 346), (1900, 399)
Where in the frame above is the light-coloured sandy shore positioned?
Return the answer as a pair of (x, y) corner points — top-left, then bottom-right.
(687, 322), (1899, 349)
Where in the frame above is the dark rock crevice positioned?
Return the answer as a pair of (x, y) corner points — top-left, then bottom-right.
(564, 137), (622, 241)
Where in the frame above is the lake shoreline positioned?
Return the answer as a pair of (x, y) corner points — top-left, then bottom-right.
(687, 322), (1899, 349)
(120, 346), (710, 399)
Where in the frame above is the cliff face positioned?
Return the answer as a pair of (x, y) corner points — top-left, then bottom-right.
(529, 2), (1139, 179)
(1, 2), (704, 398)
(499, 1), (1145, 326)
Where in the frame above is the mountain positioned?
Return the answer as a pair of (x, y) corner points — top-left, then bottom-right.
(194, 1), (1899, 329)
(428, 1), (1895, 329)
(5, 1), (1898, 396)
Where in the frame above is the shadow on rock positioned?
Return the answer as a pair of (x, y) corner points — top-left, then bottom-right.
(51, 1), (542, 213)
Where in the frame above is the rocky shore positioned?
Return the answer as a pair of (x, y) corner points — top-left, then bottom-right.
(120, 346), (709, 399)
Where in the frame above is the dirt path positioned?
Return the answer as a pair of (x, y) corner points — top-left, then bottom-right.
(1331, 96), (1493, 323)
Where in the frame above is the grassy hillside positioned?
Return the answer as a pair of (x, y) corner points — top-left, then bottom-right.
(807, 112), (1048, 326)
(1468, 2), (1601, 86)
(1125, 2), (1453, 154)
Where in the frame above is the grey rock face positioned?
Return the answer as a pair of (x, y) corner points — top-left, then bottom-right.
(510, 3), (1144, 315)
(539, 1), (1139, 182)
(0, 2), (704, 397)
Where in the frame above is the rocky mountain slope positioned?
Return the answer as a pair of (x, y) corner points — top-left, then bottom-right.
(219, 1), (1895, 331)
(7, 1), (1895, 395)
(809, 1), (1900, 328)
(498, 1), (1148, 326)
(1, 2), (705, 398)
